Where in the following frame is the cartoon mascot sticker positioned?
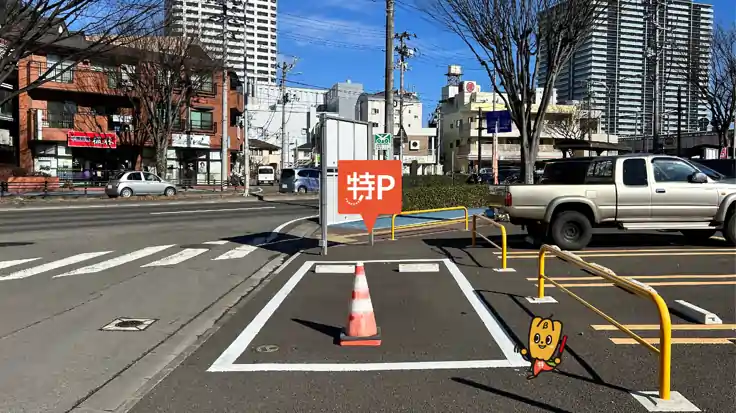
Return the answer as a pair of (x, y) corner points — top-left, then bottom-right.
(515, 315), (568, 379)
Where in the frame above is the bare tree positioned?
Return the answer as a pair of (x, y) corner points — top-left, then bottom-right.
(0, 0), (159, 104)
(424, 0), (605, 183)
(545, 104), (596, 141)
(108, 35), (221, 176)
(686, 23), (736, 150)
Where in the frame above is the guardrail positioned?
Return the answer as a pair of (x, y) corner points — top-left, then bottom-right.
(390, 206), (468, 241)
(536, 244), (672, 400)
(470, 214), (513, 272)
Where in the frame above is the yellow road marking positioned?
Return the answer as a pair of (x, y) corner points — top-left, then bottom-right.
(500, 248), (734, 255)
(527, 274), (736, 281)
(510, 251), (736, 259)
(610, 337), (734, 345)
(592, 324), (736, 331)
(541, 281), (736, 288)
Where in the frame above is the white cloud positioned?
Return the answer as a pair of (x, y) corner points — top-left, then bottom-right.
(279, 14), (384, 50)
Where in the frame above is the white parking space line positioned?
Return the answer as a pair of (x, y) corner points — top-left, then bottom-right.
(54, 245), (175, 278)
(0, 252), (112, 281)
(0, 258), (41, 270)
(149, 206), (275, 215)
(141, 248), (209, 267)
(203, 240), (229, 245)
(212, 245), (257, 260)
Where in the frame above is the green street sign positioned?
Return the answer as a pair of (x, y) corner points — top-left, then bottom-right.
(374, 133), (392, 150)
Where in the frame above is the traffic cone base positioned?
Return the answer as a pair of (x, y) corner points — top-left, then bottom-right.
(339, 327), (381, 346)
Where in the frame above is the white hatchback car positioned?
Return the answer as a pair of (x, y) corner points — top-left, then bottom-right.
(105, 171), (177, 198)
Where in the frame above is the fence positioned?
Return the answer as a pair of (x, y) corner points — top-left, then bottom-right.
(470, 214), (513, 272)
(390, 206), (468, 241)
(536, 244), (672, 400)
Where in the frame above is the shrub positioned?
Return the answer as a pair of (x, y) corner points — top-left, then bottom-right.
(402, 174), (470, 188)
(402, 184), (492, 211)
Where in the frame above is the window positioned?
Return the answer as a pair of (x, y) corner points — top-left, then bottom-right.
(371, 122), (379, 127)
(652, 158), (698, 182)
(586, 159), (613, 178)
(190, 110), (213, 130)
(127, 172), (142, 181)
(622, 159), (648, 186)
(307, 170), (319, 178)
(297, 170), (310, 178)
(143, 172), (160, 182)
(372, 108), (379, 114)
(194, 74), (214, 93)
(46, 101), (76, 128)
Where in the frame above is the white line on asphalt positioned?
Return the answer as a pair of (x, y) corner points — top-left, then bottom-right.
(212, 245), (257, 260)
(213, 360), (520, 372)
(54, 245), (175, 278)
(443, 259), (527, 367)
(0, 258), (41, 270)
(203, 240), (230, 245)
(207, 261), (312, 371)
(141, 248), (209, 267)
(267, 214), (319, 242)
(0, 252), (112, 281)
(149, 206), (275, 215)
(0, 198), (260, 212)
(274, 252), (302, 275)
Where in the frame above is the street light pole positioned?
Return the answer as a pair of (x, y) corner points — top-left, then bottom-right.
(220, 1), (229, 189)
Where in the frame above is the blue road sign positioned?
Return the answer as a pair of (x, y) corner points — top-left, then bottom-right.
(486, 110), (512, 133)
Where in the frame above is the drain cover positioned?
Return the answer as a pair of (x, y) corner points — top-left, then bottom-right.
(255, 344), (279, 353)
(101, 317), (157, 332)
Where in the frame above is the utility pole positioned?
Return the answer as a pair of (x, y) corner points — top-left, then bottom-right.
(241, 4), (250, 196)
(385, 0), (395, 154)
(279, 60), (296, 170)
(395, 31), (416, 169)
(677, 85), (682, 157)
(220, 0), (229, 189)
(647, 0), (666, 153)
(491, 68), (498, 184)
(476, 107), (483, 174)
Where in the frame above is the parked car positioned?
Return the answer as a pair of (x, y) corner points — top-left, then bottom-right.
(279, 167), (320, 193)
(492, 154), (736, 250)
(106, 171), (177, 198)
(256, 166), (276, 186)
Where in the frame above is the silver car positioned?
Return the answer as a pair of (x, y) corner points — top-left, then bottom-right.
(106, 171), (177, 198)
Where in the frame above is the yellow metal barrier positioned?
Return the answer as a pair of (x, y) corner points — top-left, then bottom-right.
(471, 214), (510, 271)
(390, 206), (468, 241)
(537, 244), (672, 400)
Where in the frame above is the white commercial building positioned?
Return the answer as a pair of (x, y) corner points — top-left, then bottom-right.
(165, 0), (278, 85)
(539, 0), (713, 139)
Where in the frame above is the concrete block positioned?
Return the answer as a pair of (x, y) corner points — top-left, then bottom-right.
(630, 391), (700, 412)
(314, 264), (355, 274)
(671, 300), (722, 325)
(493, 268), (516, 272)
(525, 296), (558, 304)
(398, 263), (440, 273)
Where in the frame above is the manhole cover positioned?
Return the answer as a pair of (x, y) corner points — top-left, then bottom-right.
(101, 317), (157, 332)
(255, 344), (279, 353)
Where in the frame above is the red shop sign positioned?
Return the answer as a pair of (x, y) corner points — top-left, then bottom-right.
(67, 131), (117, 149)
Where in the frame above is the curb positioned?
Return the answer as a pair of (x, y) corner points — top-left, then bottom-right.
(258, 194), (319, 202)
(0, 197), (262, 211)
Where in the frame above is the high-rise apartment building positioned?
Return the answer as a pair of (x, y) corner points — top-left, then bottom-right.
(165, 0), (278, 85)
(539, 0), (713, 139)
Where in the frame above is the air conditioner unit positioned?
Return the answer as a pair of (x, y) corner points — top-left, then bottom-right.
(409, 140), (420, 150)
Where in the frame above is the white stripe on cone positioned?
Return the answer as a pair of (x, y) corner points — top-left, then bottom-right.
(354, 273), (369, 290)
(350, 298), (374, 313)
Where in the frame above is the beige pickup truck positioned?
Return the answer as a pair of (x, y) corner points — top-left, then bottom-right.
(492, 154), (736, 250)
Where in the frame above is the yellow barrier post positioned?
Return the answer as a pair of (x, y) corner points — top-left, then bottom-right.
(390, 206), (469, 241)
(469, 214), (514, 272)
(534, 245), (673, 401)
(471, 215), (477, 247)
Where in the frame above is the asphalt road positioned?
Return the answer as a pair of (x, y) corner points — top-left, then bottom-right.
(129, 229), (736, 413)
(0, 198), (319, 413)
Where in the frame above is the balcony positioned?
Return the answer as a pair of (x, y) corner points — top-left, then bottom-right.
(43, 112), (75, 129)
(172, 118), (217, 134)
(29, 62), (123, 95)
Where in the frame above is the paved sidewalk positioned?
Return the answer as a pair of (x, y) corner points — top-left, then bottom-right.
(128, 230), (735, 413)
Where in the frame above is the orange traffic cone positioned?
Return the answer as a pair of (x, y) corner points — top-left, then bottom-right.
(339, 262), (381, 346)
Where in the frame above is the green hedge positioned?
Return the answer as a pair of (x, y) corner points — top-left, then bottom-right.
(402, 184), (492, 211)
(402, 174), (469, 188)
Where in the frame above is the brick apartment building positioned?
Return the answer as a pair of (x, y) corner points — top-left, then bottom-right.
(13, 34), (243, 184)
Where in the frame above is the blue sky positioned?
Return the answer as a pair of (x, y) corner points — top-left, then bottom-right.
(278, 0), (736, 127)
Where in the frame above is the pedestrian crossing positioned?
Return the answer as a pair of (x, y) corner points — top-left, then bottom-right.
(0, 241), (264, 282)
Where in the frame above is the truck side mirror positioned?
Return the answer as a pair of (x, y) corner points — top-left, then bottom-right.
(689, 172), (707, 183)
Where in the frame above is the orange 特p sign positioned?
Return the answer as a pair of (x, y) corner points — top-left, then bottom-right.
(338, 160), (402, 233)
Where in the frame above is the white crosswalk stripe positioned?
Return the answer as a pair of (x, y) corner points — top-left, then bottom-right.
(212, 245), (257, 260)
(141, 248), (209, 267)
(54, 245), (175, 278)
(0, 252), (112, 281)
(203, 240), (229, 245)
(0, 258), (41, 270)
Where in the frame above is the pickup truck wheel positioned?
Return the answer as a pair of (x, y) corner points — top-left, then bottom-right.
(724, 213), (736, 246)
(680, 230), (716, 244)
(550, 211), (592, 251)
